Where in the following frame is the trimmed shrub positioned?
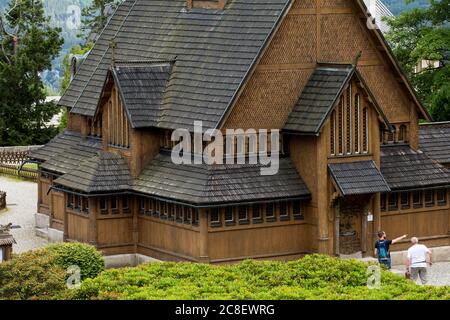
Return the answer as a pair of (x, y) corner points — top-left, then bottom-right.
(0, 250), (66, 300)
(47, 242), (105, 280)
(70, 254), (450, 300)
(0, 242), (105, 300)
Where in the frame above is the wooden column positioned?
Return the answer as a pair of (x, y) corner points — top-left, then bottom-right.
(334, 201), (340, 256)
(88, 198), (98, 246)
(361, 202), (369, 255)
(37, 172), (42, 211)
(132, 196), (139, 253)
(199, 208), (210, 263)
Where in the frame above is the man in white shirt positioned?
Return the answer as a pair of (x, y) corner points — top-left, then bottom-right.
(406, 237), (432, 285)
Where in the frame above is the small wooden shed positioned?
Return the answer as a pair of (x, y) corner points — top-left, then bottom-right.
(0, 224), (15, 262)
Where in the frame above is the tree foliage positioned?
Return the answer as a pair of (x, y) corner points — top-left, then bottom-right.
(79, 0), (120, 39)
(384, 0), (450, 121)
(0, 0), (63, 146)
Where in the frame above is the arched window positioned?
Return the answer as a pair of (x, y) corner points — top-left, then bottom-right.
(338, 96), (344, 155)
(346, 86), (352, 154)
(362, 107), (369, 153)
(354, 94), (360, 154)
(398, 125), (407, 142)
(330, 110), (336, 155)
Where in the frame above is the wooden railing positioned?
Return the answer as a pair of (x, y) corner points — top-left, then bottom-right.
(0, 146), (41, 181)
(0, 191), (6, 210)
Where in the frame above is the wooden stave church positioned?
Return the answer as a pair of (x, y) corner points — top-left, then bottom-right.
(30, 0), (450, 263)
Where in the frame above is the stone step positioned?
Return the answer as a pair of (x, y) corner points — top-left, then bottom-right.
(35, 227), (48, 239)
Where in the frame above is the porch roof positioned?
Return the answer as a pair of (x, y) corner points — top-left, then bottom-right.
(53, 151), (132, 193)
(328, 160), (390, 196)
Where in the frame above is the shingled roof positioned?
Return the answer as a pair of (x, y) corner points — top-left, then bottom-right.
(111, 61), (172, 128)
(54, 151), (131, 193)
(329, 160), (390, 196)
(29, 131), (102, 175)
(60, 0), (291, 131)
(381, 145), (450, 191)
(284, 64), (389, 134)
(419, 122), (450, 165)
(133, 152), (310, 206)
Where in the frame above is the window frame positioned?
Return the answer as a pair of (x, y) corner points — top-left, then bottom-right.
(400, 192), (410, 209)
(388, 193), (398, 211)
(413, 191), (423, 208)
(437, 189), (447, 206)
(424, 190), (435, 207)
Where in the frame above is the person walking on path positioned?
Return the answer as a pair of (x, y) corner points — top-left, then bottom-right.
(374, 231), (407, 269)
(406, 237), (432, 285)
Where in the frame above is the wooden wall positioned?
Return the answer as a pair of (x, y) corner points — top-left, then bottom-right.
(208, 222), (312, 263)
(138, 216), (200, 261)
(381, 204), (450, 251)
(51, 191), (65, 231)
(223, 0), (419, 133)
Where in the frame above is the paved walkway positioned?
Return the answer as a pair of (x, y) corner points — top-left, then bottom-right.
(392, 262), (450, 287)
(0, 175), (48, 253)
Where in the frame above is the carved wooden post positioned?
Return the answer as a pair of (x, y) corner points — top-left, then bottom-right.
(199, 208), (210, 263)
(132, 195), (139, 253)
(361, 200), (371, 255)
(88, 197), (98, 246)
(334, 201), (340, 256)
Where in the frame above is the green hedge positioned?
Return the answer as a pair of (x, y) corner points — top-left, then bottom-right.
(71, 255), (450, 300)
(47, 242), (105, 281)
(0, 243), (105, 300)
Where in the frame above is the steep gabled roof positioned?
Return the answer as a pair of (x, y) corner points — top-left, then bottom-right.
(419, 122), (450, 165)
(133, 152), (310, 206)
(329, 160), (390, 196)
(60, 0), (292, 131)
(283, 64), (389, 134)
(111, 61), (173, 128)
(54, 151), (131, 193)
(381, 145), (450, 191)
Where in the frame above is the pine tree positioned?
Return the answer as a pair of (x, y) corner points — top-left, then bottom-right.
(0, 0), (64, 146)
(79, 0), (120, 39)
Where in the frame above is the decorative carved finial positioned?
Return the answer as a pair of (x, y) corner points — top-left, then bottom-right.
(353, 51), (362, 67)
(109, 38), (117, 67)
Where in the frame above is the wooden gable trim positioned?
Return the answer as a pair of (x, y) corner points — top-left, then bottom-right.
(354, 0), (431, 121)
(214, 0), (294, 131)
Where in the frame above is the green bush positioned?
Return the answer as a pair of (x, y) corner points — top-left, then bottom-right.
(47, 242), (105, 280)
(70, 254), (450, 300)
(0, 250), (66, 300)
(0, 242), (105, 300)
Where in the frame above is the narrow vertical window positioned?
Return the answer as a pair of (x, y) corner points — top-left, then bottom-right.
(400, 192), (410, 209)
(346, 86), (352, 154)
(437, 189), (447, 205)
(362, 107), (369, 153)
(338, 97), (344, 155)
(425, 190), (434, 207)
(413, 191), (423, 208)
(211, 208), (220, 224)
(225, 207), (234, 223)
(380, 194), (386, 211)
(388, 193), (398, 211)
(238, 206), (248, 222)
(330, 110), (336, 156)
(293, 200), (303, 220)
(399, 125), (407, 142)
(354, 94), (360, 153)
(252, 204), (261, 220)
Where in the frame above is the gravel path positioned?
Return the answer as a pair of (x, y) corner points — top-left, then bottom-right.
(0, 175), (48, 253)
(392, 262), (450, 287)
